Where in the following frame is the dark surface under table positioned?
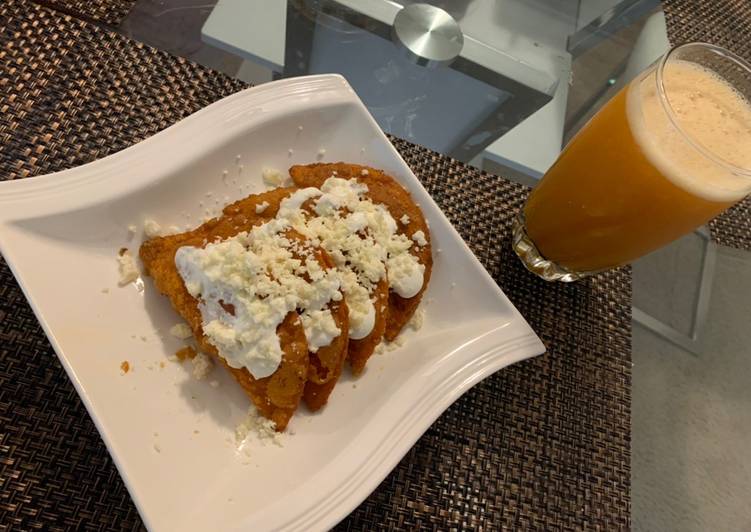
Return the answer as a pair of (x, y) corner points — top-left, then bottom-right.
(0, 0), (630, 530)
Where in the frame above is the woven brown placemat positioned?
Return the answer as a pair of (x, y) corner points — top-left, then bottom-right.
(662, 0), (751, 250)
(0, 0), (631, 529)
(31, 0), (137, 26)
(0, 1), (246, 181)
(341, 142), (631, 530)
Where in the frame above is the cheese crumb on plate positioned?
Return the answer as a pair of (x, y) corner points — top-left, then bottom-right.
(235, 405), (283, 448)
(407, 307), (425, 331)
(261, 167), (283, 186)
(117, 249), (139, 286)
(169, 323), (193, 339)
(191, 352), (213, 380)
(143, 218), (163, 238)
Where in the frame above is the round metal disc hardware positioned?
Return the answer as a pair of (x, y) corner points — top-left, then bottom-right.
(391, 3), (464, 67)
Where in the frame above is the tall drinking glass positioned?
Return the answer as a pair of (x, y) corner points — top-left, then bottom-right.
(513, 43), (751, 281)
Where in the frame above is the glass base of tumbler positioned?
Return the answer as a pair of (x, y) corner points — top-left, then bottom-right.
(512, 210), (591, 282)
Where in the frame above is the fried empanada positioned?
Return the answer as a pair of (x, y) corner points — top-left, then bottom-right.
(139, 162), (432, 429)
(140, 201), (344, 429)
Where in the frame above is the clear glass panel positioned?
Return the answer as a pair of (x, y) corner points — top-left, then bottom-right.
(118, 0), (661, 178)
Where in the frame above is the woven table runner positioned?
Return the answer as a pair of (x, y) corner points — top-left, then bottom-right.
(0, 0), (631, 529)
(662, 0), (751, 250)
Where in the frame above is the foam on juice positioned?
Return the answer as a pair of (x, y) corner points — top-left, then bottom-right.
(627, 59), (751, 202)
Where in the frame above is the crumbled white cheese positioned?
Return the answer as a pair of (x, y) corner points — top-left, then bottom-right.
(127, 224), (137, 237)
(262, 167), (283, 186)
(165, 225), (180, 236)
(191, 352), (213, 380)
(300, 309), (340, 352)
(400, 214), (410, 225)
(117, 249), (139, 286)
(377, 339), (402, 353)
(235, 405), (282, 446)
(255, 201), (269, 214)
(143, 219), (163, 238)
(412, 230), (428, 247)
(407, 307), (425, 331)
(361, 169), (369, 176)
(169, 323), (193, 339)
(175, 176), (427, 378)
(176, 222), (342, 378)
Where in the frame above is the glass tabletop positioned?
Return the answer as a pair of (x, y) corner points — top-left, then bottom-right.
(115, 1), (751, 529)
(120, 0), (662, 182)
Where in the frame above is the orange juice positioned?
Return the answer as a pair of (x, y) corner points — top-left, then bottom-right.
(522, 57), (751, 273)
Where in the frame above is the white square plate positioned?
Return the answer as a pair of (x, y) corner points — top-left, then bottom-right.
(0, 75), (544, 531)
